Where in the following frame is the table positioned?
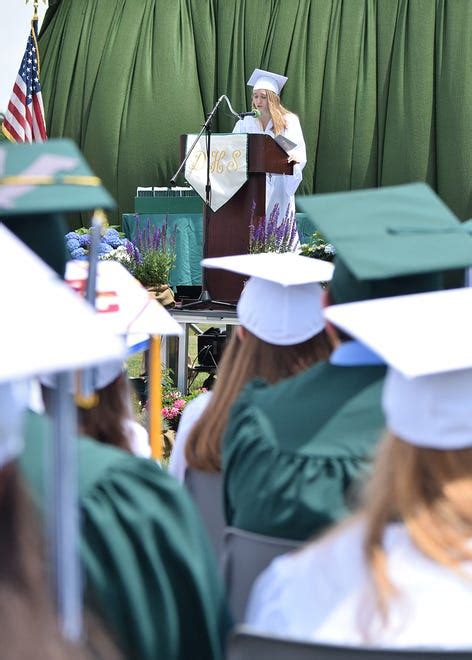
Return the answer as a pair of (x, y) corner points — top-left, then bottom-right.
(165, 308), (240, 393)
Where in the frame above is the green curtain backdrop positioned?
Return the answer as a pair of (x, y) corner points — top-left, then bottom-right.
(39, 0), (472, 227)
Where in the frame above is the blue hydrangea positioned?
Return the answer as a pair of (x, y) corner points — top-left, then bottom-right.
(70, 247), (87, 259)
(104, 228), (120, 238)
(66, 238), (80, 252)
(103, 228), (122, 249)
(79, 233), (91, 247)
(65, 231), (80, 241)
(98, 242), (113, 255)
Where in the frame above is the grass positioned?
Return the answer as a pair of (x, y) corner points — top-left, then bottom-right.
(125, 324), (211, 390)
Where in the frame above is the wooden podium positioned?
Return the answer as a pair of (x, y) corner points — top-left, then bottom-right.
(181, 133), (293, 303)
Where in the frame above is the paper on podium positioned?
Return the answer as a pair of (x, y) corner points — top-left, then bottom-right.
(274, 134), (297, 154)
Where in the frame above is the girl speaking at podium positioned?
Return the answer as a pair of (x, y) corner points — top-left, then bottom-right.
(232, 68), (307, 225)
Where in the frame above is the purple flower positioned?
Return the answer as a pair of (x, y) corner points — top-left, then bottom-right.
(248, 202), (298, 254)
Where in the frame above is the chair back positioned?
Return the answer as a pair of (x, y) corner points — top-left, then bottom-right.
(228, 627), (472, 660)
(222, 526), (301, 622)
(184, 468), (225, 559)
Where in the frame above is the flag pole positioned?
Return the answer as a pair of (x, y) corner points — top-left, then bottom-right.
(2, 0), (47, 142)
(149, 335), (163, 460)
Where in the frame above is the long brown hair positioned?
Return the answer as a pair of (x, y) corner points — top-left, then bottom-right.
(77, 374), (135, 452)
(42, 374), (135, 453)
(363, 433), (472, 621)
(185, 328), (331, 472)
(0, 463), (119, 658)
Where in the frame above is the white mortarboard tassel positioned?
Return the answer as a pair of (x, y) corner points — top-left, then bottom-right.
(202, 253), (333, 345)
(247, 68), (288, 95)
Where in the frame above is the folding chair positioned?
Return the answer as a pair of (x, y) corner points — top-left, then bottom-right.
(228, 626), (472, 660)
(222, 526), (302, 622)
(184, 468), (225, 559)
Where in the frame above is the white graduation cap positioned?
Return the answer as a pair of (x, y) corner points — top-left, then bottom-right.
(324, 288), (472, 450)
(0, 223), (125, 467)
(247, 68), (288, 95)
(202, 253), (333, 345)
(0, 226), (125, 385)
(62, 259), (183, 389)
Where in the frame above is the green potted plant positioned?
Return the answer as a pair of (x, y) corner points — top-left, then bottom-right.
(129, 215), (177, 307)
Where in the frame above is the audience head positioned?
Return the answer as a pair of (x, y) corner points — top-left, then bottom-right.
(300, 183), (472, 341)
(45, 259), (183, 456)
(185, 253), (334, 472)
(248, 67), (290, 133)
(325, 287), (472, 619)
(0, 224), (124, 656)
(0, 138), (115, 278)
(41, 361), (138, 453)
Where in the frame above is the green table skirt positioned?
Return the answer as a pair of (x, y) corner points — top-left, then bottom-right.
(122, 212), (314, 287)
(122, 213), (203, 287)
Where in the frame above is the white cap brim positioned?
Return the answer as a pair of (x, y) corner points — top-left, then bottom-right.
(324, 288), (472, 378)
(202, 252), (333, 286)
(66, 260), (183, 338)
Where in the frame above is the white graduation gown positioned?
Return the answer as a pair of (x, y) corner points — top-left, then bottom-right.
(232, 113), (306, 224)
(168, 390), (213, 483)
(246, 518), (472, 649)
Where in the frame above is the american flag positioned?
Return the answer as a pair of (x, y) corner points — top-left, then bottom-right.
(1, 18), (47, 143)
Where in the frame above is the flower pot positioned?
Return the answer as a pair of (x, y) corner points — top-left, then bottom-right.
(147, 284), (175, 308)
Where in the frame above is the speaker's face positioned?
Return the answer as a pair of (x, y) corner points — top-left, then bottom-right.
(252, 90), (269, 117)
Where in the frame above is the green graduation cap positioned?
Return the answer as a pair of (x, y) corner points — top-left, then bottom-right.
(0, 138), (115, 277)
(298, 183), (472, 303)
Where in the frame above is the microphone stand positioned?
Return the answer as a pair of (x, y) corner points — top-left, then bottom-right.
(170, 96), (239, 310)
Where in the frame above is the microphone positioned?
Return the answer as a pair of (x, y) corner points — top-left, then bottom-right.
(239, 109), (262, 119)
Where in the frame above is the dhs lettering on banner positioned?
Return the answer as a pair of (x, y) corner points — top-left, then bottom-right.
(185, 133), (248, 212)
(188, 149), (243, 174)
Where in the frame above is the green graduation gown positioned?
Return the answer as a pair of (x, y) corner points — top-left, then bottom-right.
(223, 360), (386, 541)
(20, 411), (230, 660)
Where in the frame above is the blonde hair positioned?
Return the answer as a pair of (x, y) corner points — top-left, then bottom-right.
(363, 432), (472, 621)
(185, 328), (332, 472)
(253, 89), (291, 135)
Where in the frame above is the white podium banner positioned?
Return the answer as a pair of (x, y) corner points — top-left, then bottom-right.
(184, 134), (248, 212)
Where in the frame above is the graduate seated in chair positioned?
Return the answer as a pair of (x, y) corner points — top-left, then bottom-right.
(168, 252), (333, 484)
(0, 223), (126, 658)
(222, 183), (472, 542)
(247, 288), (472, 650)
(1, 138), (230, 660)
